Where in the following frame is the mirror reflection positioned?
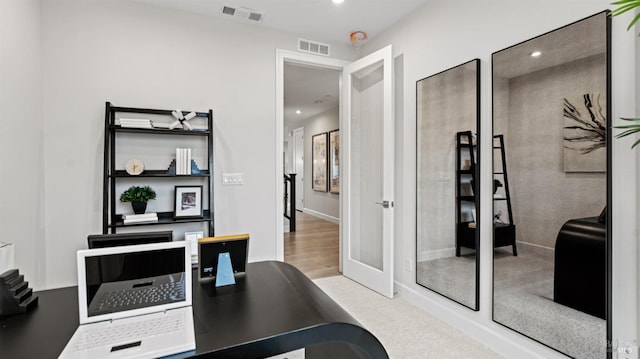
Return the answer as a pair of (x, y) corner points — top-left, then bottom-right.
(416, 59), (480, 310)
(492, 12), (609, 358)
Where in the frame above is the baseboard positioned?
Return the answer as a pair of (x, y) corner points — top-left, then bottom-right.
(417, 247), (456, 262)
(517, 241), (554, 254)
(394, 281), (569, 359)
(302, 208), (339, 224)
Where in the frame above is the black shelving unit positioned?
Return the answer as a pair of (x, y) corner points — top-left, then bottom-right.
(102, 102), (214, 236)
(455, 131), (478, 256)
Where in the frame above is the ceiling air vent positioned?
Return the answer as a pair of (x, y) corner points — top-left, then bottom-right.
(221, 5), (263, 23)
(222, 5), (235, 16)
(247, 12), (263, 22)
(298, 38), (330, 57)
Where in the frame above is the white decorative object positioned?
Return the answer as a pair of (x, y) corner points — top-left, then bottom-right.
(169, 109), (197, 130)
(125, 159), (144, 175)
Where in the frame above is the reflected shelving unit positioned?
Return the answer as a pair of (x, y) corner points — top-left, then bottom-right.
(455, 132), (517, 256)
(455, 131), (478, 256)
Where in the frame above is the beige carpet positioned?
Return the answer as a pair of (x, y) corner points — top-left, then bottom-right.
(313, 275), (502, 359)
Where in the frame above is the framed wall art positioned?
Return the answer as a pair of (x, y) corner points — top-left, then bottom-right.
(329, 129), (340, 193)
(312, 133), (328, 192)
(174, 185), (203, 219)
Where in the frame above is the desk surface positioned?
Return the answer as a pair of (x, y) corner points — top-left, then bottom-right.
(0, 261), (387, 358)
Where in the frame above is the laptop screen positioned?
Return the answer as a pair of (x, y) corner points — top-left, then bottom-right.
(77, 241), (192, 324)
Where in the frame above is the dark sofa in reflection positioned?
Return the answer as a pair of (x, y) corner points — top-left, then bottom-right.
(553, 211), (606, 320)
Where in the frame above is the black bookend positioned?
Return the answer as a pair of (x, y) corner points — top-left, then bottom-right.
(0, 269), (38, 317)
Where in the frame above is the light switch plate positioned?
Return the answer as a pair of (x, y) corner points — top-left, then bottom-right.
(222, 173), (244, 185)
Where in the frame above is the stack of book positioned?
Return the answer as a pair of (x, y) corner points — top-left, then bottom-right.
(152, 122), (171, 129)
(122, 212), (158, 225)
(118, 118), (153, 129)
(176, 148), (192, 175)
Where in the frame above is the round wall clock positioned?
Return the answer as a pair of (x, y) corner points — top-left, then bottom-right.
(125, 159), (144, 175)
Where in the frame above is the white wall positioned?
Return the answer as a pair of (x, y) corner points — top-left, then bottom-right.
(27, 0), (354, 289)
(363, 0), (638, 357)
(302, 107), (339, 220)
(0, 0), (45, 288)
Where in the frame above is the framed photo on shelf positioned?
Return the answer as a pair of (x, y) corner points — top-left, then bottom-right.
(174, 185), (203, 219)
(312, 133), (328, 192)
(329, 129), (340, 194)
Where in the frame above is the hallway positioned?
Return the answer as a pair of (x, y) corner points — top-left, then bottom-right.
(284, 212), (339, 279)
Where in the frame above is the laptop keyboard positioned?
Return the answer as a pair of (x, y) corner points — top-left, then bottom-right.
(71, 312), (185, 351)
(93, 281), (185, 312)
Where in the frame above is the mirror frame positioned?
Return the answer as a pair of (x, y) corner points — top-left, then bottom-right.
(415, 59), (481, 311)
(490, 11), (611, 357)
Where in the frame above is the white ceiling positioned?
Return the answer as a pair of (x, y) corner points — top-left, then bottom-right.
(493, 12), (607, 79)
(284, 63), (340, 129)
(136, 0), (430, 129)
(136, 0), (429, 46)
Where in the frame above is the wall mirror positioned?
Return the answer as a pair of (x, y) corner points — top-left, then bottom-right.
(492, 12), (610, 358)
(416, 59), (480, 310)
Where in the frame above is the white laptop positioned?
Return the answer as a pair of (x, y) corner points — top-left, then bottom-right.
(59, 241), (196, 359)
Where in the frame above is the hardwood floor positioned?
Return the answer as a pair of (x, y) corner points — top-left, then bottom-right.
(284, 211), (340, 279)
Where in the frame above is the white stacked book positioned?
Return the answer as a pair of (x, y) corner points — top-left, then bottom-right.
(176, 148), (192, 175)
(152, 122), (171, 129)
(123, 212), (158, 224)
(118, 118), (153, 129)
(152, 122), (206, 130)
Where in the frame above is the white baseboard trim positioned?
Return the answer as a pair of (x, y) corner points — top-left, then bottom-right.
(394, 281), (569, 359)
(302, 208), (339, 224)
(517, 241), (554, 252)
(417, 247), (456, 262)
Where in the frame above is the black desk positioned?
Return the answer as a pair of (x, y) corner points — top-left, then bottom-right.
(0, 261), (388, 358)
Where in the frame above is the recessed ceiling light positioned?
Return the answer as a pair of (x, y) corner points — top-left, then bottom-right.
(530, 51), (542, 57)
(296, 110), (301, 114)
(333, 0), (344, 4)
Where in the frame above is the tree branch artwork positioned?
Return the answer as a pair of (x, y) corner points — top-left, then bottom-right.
(562, 93), (606, 172)
(563, 93), (606, 154)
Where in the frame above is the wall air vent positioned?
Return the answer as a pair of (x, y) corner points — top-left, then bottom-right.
(221, 5), (263, 23)
(297, 38), (330, 57)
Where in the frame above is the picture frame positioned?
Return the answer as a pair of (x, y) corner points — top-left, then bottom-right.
(174, 185), (203, 219)
(312, 133), (328, 192)
(329, 129), (340, 194)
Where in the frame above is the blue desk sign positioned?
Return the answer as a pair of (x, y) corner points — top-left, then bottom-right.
(215, 252), (236, 287)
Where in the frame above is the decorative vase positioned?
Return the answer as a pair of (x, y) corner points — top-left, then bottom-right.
(131, 201), (147, 214)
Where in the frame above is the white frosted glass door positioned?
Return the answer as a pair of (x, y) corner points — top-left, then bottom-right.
(342, 46), (394, 298)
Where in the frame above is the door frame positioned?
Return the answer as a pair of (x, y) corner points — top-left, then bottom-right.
(275, 49), (350, 261)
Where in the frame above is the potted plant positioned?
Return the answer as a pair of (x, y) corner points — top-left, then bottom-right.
(120, 185), (156, 214)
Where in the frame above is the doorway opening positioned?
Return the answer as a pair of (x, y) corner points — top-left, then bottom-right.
(282, 60), (341, 279)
